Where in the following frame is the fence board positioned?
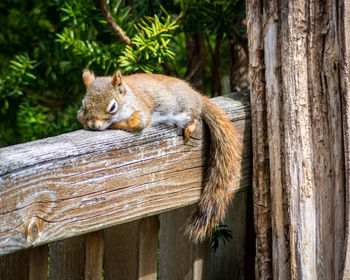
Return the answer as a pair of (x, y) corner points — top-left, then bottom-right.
(103, 220), (140, 280)
(0, 92), (251, 256)
(159, 206), (210, 280)
(0, 245), (48, 280)
(159, 206), (193, 280)
(103, 216), (158, 280)
(85, 231), (103, 280)
(29, 245), (48, 280)
(210, 192), (248, 280)
(138, 216), (158, 280)
(49, 235), (86, 280)
(0, 249), (30, 280)
(193, 240), (211, 280)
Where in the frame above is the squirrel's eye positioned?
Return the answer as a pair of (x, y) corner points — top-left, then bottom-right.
(107, 99), (118, 114)
(82, 99), (86, 110)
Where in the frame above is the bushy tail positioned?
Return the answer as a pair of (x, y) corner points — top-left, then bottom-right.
(186, 95), (242, 243)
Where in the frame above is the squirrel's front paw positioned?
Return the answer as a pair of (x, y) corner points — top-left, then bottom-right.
(110, 112), (144, 132)
(127, 112), (142, 129)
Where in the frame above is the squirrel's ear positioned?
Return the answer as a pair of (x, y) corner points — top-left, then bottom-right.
(112, 71), (125, 94)
(82, 70), (95, 87)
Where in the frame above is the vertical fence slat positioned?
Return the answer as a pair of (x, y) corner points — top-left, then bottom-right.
(159, 206), (194, 280)
(85, 231), (104, 280)
(0, 250), (30, 280)
(159, 206), (210, 280)
(138, 216), (159, 280)
(104, 220), (140, 280)
(49, 235), (86, 280)
(193, 241), (211, 280)
(211, 192), (248, 280)
(29, 245), (48, 280)
(104, 217), (159, 280)
(0, 245), (48, 280)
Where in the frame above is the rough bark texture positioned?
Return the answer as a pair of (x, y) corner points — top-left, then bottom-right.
(340, 1), (350, 278)
(246, 1), (272, 278)
(247, 0), (350, 279)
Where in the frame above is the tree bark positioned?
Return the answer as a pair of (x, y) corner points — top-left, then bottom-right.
(228, 36), (249, 92)
(247, 0), (350, 279)
(339, 1), (350, 278)
(246, 0), (272, 278)
(185, 33), (205, 92)
(210, 36), (222, 97)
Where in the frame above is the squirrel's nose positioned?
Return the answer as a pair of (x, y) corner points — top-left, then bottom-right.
(92, 120), (104, 130)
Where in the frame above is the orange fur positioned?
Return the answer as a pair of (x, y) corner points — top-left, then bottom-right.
(110, 111), (143, 131)
(185, 96), (242, 242)
(184, 120), (196, 140)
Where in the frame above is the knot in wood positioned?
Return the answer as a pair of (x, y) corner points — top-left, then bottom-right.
(26, 218), (41, 244)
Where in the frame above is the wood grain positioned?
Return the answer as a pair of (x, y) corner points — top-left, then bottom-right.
(159, 206), (211, 280)
(138, 216), (158, 280)
(103, 216), (158, 280)
(210, 191), (247, 280)
(84, 231), (103, 280)
(159, 206), (196, 280)
(29, 245), (48, 280)
(103, 220), (140, 280)
(0, 93), (251, 256)
(0, 249), (30, 280)
(49, 235), (86, 280)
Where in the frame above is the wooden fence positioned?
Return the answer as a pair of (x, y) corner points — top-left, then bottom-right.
(0, 92), (252, 280)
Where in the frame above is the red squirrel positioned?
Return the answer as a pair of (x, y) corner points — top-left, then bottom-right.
(78, 70), (242, 242)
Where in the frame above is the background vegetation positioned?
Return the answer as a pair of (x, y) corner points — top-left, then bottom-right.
(0, 0), (247, 147)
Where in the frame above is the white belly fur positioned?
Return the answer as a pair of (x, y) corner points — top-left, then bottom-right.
(150, 111), (193, 128)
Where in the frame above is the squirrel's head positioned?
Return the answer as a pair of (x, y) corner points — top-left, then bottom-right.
(79, 70), (127, 130)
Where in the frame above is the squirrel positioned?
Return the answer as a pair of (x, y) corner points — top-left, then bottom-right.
(77, 70), (242, 243)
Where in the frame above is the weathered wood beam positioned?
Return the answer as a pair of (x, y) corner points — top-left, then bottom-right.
(0, 92), (251, 256)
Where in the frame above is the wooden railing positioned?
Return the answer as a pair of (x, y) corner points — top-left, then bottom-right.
(0, 92), (252, 280)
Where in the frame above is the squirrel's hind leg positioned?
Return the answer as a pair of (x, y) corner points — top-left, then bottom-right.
(184, 120), (196, 141)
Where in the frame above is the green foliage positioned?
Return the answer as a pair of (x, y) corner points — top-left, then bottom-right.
(0, 0), (245, 146)
(0, 0), (179, 146)
(0, 53), (36, 109)
(118, 15), (178, 73)
(211, 222), (233, 252)
(55, 0), (179, 75)
(56, 28), (120, 73)
(180, 0), (246, 38)
(55, 0), (131, 75)
(0, 0), (84, 146)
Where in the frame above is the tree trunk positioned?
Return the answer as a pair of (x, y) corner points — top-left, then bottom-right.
(247, 0), (350, 279)
(228, 36), (249, 92)
(210, 36), (222, 97)
(185, 33), (205, 92)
